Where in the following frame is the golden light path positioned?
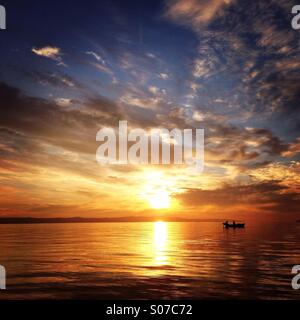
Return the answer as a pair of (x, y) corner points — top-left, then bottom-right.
(153, 221), (168, 265)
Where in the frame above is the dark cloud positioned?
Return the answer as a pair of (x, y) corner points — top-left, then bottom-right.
(204, 124), (289, 169)
(15, 67), (86, 91)
(0, 82), (162, 155)
(0, 82), (99, 154)
(0, 80), (294, 179)
(177, 181), (300, 214)
(0, 82), (180, 181)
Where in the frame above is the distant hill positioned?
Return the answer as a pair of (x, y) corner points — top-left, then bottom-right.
(0, 216), (224, 224)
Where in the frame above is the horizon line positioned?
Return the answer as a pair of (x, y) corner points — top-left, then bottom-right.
(0, 216), (228, 224)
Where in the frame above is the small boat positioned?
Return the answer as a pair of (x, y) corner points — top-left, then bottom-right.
(223, 221), (245, 229)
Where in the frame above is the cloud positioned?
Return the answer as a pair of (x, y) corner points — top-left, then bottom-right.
(177, 181), (300, 214)
(282, 138), (300, 158)
(0, 81), (162, 156)
(32, 46), (61, 59)
(119, 93), (162, 110)
(92, 62), (114, 77)
(55, 98), (73, 107)
(193, 111), (205, 121)
(149, 86), (159, 94)
(0, 82), (111, 156)
(32, 46), (66, 66)
(249, 162), (300, 192)
(167, 0), (300, 149)
(164, 0), (233, 28)
(16, 68), (87, 92)
(86, 51), (106, 65)
(159, 73), (169, 80)
(193, 57), (218, 79)
(204, 124), (288, 167)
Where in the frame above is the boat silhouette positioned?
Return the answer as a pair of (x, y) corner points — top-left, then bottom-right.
(223, 221), (245, 229)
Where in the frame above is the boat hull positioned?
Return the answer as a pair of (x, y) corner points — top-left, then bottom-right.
(223, 223), (245, 229)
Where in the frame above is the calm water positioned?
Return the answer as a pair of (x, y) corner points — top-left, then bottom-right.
(0, 221), (299, 299)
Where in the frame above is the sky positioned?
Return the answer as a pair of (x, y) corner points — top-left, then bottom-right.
(0, 0), (300, 221)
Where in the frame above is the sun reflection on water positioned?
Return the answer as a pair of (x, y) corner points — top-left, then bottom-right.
(153, 221), (168, 265)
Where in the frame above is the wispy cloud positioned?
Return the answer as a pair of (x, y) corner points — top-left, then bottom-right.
(32, 46), (66, 66)
(86, 51), (106, 65)
(55, 98), (73, 107)
(92, 62), (113, 76)
(158, 73), (169, 80)
(164, 0), (233, 28)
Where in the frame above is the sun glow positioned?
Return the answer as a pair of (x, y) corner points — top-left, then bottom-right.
(149, 190), (170, 209)
(140, 171), (175, 210)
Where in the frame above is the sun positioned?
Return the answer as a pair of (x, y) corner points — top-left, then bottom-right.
(140, 170), (176, 210)
(149, 190), (170, 209)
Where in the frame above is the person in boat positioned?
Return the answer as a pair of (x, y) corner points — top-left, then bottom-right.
(233, 221), (236, 227)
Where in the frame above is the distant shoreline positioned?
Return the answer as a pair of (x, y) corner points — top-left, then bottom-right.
(0, 217), (224, 225)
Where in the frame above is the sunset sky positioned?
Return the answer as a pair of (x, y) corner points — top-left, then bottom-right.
(0, 0), (300, 221)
